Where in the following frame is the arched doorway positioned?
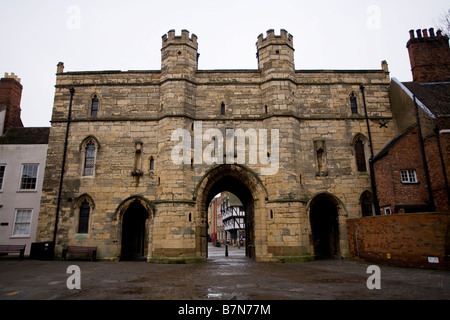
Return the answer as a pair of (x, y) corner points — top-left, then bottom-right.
(309, 194), (340, 259)
(120, 200), (149, 261)
(195, 164), (267, 260)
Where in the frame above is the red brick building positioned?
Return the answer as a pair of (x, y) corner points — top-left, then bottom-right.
(374, 28), (450, 214)
(347, 28), (450, 270)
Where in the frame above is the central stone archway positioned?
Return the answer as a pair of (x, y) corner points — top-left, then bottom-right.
(194, 164), (268, 260)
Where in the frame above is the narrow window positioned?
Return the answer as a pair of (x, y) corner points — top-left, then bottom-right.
(83, 142), (96, 176)
(13, 209), (32, 236)
(78, 200), (90, 234)
(91, 95), (99, 116)
(0, 165), (5, 191)
(401, 170), (417, 183)
(19, 164), (39, 190)
(220, 102), (225, 115)
(150, 157), (155, 171)
(265, 105), (268, 114)
(350, 92), (358, 114)
(354, 139), (367, 172)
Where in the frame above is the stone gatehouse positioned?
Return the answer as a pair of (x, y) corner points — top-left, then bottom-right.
(37, 29), (395, 262)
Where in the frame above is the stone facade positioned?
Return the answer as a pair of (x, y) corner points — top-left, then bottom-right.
(37, 29), (395, 262)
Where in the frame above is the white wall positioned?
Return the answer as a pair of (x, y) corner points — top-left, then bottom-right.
(0, 144), (48, 255)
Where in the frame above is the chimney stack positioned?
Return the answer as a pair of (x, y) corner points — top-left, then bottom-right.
(0, 73), (24, 135)
(406, 28), (450, 82)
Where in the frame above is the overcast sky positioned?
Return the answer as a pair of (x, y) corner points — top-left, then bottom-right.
(0, 0), (448, 127)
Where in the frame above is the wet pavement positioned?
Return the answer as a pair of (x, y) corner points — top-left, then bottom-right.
(0, 243), (449, 301)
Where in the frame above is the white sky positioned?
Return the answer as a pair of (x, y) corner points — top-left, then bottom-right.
(0, 0), (448, 127)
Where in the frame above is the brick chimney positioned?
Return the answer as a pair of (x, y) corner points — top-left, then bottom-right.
(0, 73), (24, 135)
(406, 28), (450, 82)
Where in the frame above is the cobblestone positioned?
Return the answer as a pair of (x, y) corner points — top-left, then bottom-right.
(0, 244), (449, 301)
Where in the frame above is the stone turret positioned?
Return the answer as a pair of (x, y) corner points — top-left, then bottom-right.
(256, 29), (295, 80)
(256, 29), (296, 115)
(161, 29), (199, 81)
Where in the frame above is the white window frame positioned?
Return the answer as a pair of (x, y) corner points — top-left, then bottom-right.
(384, 207), (392, 215)
(401, 170), (418, 184)
(0, 164), (6, 192)
(12, 209), (33, 237)
(18, 164), (39, 191)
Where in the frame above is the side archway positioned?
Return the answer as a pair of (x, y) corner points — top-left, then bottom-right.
(307, 193), (345, 259)
(115, 196), (154, 261)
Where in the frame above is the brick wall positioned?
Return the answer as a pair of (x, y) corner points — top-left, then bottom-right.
(346, 213), (450, 270)
(425, 133), (450, 212)
(374, 127), (431, 213)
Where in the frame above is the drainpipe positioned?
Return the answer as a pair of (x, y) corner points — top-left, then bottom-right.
(53, 87), (75, 244)
(360, 85), (380, 215)
(414, 95), (435, 211)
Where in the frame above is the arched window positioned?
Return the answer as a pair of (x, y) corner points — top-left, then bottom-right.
(83, 142), (96, 176)
(354, 138), (367, 172)
(91, 95), (99, 116)
(360, 191), (373, 217)
(150, 157), (155, 171)
(78, 200), (91, 233)
(350, 92), (358, 114)
(220, 102), (226, 115)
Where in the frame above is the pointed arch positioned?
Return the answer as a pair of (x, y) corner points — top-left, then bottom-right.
(80, 136), (100, 177)
(349, 91), (358, 114)
(351, 133), (368, 173)
(89, 93), (100, 116)
(74, 193), (95, 234)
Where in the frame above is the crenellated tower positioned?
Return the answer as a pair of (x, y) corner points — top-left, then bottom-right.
(256, 29), (296, 115)
(160, 29), (198, 117)
(256, 29), (295, 79)
(161, 29), (199, 80)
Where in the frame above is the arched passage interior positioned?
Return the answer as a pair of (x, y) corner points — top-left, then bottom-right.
(309, 194), (340, 259)
(196, 165), (265, 260)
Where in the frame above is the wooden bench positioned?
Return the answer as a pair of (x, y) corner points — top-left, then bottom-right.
(0, 244), (26, 260)
(62, 246), (97, 261)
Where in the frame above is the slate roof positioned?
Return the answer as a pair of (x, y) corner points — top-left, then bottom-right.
(402, 81), (450, 117)
(0, 127), (50, 144)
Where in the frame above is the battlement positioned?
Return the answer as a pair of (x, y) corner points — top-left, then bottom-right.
(3, 72), (21, 83)
(256, 29), (294, 50)
(162, 29), (198, 50)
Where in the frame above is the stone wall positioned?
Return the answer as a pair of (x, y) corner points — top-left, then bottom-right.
(37, 30), (395, 262)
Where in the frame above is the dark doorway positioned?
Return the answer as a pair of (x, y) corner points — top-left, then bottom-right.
(309, 194), (340, 259)
(121, 201), (149, 261)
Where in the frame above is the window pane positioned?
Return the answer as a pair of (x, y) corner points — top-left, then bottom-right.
(83, 142), (95, 176)
(13, 209), (32, 236)
(355, 140), (366, 172)
(20, 164), (38, 190)
(91, 96), (99, 116)
(78, 201), (90, 233)
(350, 95), (358, 114)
